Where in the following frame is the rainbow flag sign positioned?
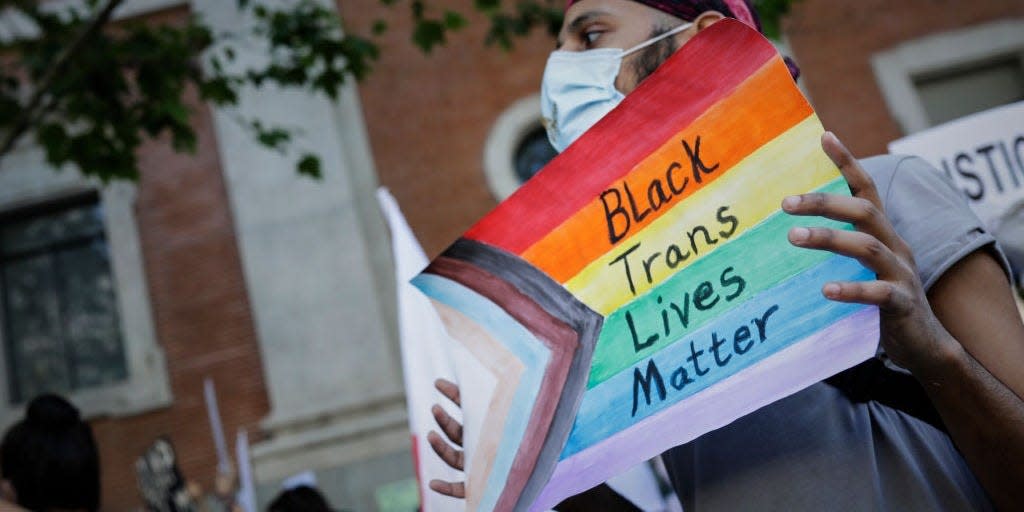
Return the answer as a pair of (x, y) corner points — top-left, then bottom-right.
(412, 19), (879, 511)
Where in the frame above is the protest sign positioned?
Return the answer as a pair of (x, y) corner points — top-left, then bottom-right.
(411, 19), (879, 511)
(888, 101), (1024, 230)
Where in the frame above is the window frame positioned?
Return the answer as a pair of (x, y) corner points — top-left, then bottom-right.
(0, 191), (129, 402)
(0, 143), (170, 431)
(483, 94), (549, 201)
(872, 19), (1024, 135)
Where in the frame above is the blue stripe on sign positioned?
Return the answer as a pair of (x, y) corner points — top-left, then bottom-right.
(561, 254), (872, 458)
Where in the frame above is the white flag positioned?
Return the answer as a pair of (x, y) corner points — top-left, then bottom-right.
(377, 188), (465, 511)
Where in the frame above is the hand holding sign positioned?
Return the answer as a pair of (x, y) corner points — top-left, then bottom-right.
(785, 132), (955, 376)
(428, 379), (466, 499)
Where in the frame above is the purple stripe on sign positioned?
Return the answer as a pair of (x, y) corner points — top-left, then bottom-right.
(529, 306), (879, 511)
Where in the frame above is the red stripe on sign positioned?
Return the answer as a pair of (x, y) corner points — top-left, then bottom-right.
(464, 19), (777, 254)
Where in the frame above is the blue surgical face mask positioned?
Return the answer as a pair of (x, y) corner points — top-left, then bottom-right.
(541, 22), (693, 153)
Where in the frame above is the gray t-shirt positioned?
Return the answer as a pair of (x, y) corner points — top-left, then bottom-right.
(661, 155), (1011, 511)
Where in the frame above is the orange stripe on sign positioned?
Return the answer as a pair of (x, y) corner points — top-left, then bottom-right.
(521, 57), (810, 283)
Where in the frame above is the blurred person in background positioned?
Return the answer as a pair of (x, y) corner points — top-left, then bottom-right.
(266, 485), (334, 512)
(0, 394), (100, 512)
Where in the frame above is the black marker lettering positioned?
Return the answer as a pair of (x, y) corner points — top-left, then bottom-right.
(977, 144), (1004, 193)
(666, 162), (689, 195)
(687, 340), (709, 377)
(955, 153), (984, 200)
(627, 310), (658, 352)
(609, 243), (642, 296)
(601, 188), (631, 244)
(632, 360), (666, 416)
(682, 135), (720, 184)
(720, 266), (746, 301)
(753, 304), (780, 342)
(709, 331), (731, 367)
(716, 205), (739, 239)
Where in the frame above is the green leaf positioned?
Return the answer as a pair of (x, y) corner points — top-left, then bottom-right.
(443, 11), (467, 30)
(753, 0), (797, 40)
(37, 123), (70, 164)
(372, 19), (388, 35)
(199, 77), (239, 105)
(254, 126), (291, 151)
(412, 19), (445, 53)
(169, 124), (198, 152)
(297, 154), (322, 179)
(475, 0), (501, 12)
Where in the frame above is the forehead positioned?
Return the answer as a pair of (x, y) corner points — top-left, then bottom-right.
(560, 0), (658, 32)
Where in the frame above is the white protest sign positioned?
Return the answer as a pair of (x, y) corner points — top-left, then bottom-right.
(889, 101), (1024, 230)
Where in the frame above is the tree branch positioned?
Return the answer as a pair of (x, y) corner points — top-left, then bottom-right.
(0, 0), (125, 160)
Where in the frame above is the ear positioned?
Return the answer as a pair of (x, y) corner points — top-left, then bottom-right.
(693, 10), (726, 32)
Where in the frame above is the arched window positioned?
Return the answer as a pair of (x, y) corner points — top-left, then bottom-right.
(484, 94), (558, 201)
(513, 126), (558, 184)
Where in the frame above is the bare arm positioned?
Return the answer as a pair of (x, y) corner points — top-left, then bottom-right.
(928, 249), (1024, 400)
(785, 133), (1024, 509)
(919, 250), (1024, 508)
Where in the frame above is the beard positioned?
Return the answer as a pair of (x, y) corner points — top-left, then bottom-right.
(626, 25), (681, 89)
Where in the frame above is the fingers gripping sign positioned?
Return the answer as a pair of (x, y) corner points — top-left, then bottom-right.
(782, 132), (955, 374)
(428, 378), (467, 498)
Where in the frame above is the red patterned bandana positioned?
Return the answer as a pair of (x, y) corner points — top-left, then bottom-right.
(566, 0), (760, 32)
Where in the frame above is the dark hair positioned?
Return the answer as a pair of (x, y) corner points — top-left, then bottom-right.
(0, 394), (100, 512)
(267, 485), (333, 512)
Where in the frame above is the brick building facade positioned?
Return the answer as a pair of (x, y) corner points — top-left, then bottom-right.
(785, 0), (1024, 157)
(1, 0), (1020, 510)
(89, 59), (271, 509)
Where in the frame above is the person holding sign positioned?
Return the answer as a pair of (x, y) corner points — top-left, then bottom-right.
(427, 0), (1024, 509)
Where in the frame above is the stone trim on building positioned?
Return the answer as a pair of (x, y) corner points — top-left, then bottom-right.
(872, 18), (1024, 134)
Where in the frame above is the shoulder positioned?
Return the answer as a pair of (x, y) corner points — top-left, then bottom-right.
(860, 154), (957, 207)
(859, 154), (1011, 290)
(859, 154), (908, 193)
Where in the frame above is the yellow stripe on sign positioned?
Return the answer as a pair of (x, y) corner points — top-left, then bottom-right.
(565, 114), (839, 315)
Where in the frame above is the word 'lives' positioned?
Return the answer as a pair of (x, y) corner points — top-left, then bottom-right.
(627, 266), (747, 353)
